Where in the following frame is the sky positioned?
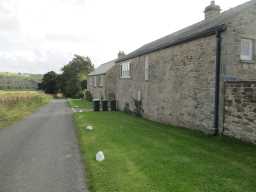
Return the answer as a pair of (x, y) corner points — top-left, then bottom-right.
(0, 0), (250, 74)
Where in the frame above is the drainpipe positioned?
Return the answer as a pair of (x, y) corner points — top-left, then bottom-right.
(213, 30), (222, 135)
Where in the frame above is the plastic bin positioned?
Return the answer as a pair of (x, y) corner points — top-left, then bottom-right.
(93, 99), (100, 111)
(110, 100), (117, 111)
(102, 100), (108, 111)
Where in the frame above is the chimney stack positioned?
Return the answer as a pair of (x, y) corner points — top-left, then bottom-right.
(118, 51), (126, 58)
(204, 1), (221, 20)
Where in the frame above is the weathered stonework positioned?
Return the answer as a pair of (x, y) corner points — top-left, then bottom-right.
(224, 81), (256, 144)
(104, 66), (118, 99)
(218, 3), (256, 133)
(221, 4), (256, 80)
(88, 66), (118, 100)
(114, 2), (256, 143)
(88, 75), (105, 99)
(116, 35), (217, 133)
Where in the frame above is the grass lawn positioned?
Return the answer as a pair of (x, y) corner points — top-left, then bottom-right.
(0, 91), (51, 128)
(72, 102), (256, 192)
(68, 99), (92, 110)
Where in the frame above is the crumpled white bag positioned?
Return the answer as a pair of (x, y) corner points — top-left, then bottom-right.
(96, 151), (105, 162)
(86, 125), (93, 131)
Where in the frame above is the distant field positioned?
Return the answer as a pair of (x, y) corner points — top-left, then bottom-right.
(0, 72), (43, 90)
(0, 91), (51, 128)
(0, 72), (42, 81)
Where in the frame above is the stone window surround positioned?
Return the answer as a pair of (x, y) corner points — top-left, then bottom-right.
(120, 61), (131, 79)
(91, 75), (104, 88)
(93, 76), (97, 88)
(98, 75), (104, 87)
(240, 37), (255, 63)
(145, 55), (149, 81)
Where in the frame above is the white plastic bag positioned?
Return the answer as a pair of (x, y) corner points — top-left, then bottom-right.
(86, 125), (93, 131)
(96, 151), (105, 162)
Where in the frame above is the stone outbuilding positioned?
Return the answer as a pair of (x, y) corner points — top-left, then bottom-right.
(88, 59), (117, 100)
(114, 1), (256, 143)
(88, 52), (125, 100)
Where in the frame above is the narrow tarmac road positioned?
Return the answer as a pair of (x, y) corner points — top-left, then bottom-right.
(0, 100), (87, 192)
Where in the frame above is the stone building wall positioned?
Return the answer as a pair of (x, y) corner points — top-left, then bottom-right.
(221, 3), (256, 80)
(116, 35), (217, 133)
(88, 66), (118, 100)
(88, 75), (106, 99)
(218, 4), (256, 132)
(104, 66), (119, 100)
(224, 81), (256, 144)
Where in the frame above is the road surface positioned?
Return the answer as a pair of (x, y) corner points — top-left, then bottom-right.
(0, 100), (87, 192)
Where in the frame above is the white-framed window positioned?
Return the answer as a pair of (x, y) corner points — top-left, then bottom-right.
(240, 38), (253, 61)
(120, 62), (131, 78)
(145, 56), (149, 81)
(93, 76), (97, 87)
(99, 75), (104, 87)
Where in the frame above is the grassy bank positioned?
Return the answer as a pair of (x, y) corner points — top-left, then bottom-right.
(0, 91), (51, 128)
(68, 99), (92, 110)
(71, 100), (256, 192)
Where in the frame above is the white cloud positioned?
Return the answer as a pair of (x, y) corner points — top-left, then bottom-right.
(0, 0), (250, 74)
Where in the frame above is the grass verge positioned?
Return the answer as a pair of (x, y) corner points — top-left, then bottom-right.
(68, 99), (92, 110)
(0, 91), (52, 128)
(71, 101), (256, 192)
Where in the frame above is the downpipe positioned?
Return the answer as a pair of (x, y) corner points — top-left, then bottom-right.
(213, 30), (222, 136)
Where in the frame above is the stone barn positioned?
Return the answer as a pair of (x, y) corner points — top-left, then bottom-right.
(88, 52), (125, 100)
(88, 59), (116, 100)
(114, 1), (256, 143)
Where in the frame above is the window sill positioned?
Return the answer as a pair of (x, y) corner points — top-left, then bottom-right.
(120, 76), (131, 79)
(240, 60), (255, 64)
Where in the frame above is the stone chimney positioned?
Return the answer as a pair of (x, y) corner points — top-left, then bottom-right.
(204, 1), (221, 20)
(118, 51), (126, 58)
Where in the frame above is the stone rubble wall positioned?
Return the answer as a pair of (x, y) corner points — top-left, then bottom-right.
(224, 81), (256, 144)
(116, 35), (217, 133)
(88, 65), (118, 100)
(221, 3), (256, 80)
(88, 75), (106, 99)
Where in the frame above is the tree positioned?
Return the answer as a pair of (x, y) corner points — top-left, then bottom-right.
(41, 71), (59, 94)
(81, 80), (87, 90)
(60, 55), (94, 98)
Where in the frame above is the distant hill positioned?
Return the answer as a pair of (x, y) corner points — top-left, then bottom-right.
(0, 72), (43, 90)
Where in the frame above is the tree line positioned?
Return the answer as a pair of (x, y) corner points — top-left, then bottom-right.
(40, 54), (94, 98)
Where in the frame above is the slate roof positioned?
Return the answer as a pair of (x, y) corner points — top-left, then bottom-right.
(89, 59), (116, 76)
(117, 0), (256, 63)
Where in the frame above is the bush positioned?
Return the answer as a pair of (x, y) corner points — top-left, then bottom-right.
(132, 97), (144, 117)
(85, 90), (93, 102)
(124, 102), (132, 114)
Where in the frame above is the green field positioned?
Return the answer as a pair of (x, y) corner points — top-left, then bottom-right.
(71, 100), (256, 192)
(0, 91), (51, 128)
